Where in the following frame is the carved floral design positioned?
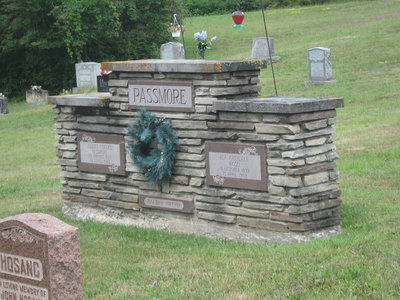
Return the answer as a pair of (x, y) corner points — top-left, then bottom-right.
(239, 146), (257, 156)
(1, 227), (39, 243)
(213, 175), (225, 185)
(108, 164), (119, 173)
(82, 134), (96, 143)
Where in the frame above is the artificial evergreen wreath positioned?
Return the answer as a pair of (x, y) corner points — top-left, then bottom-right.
(126, 109), (179, 183)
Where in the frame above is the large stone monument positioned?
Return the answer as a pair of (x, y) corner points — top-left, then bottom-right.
(251, 37), (280, 64)
(305, 47), (338, 86)
(0, 93), (9, 114)
(160, 42), (185, 59)
(49, 59), (344, 243)
(0, 213), (83, 299)
(74, 62), (101, 92)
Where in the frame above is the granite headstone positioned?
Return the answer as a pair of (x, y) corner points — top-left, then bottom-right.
(26, 87), (49, 105)
(0, 93), (9, 114)
(160, 42), (185, 59)
(251, 37), (274, 58)
(305, 47), (338, 85)
(0, 213), (83, 300)
(75, 62), (101, 89)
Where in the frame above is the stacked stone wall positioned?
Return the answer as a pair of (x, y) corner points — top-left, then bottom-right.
(50, 59), (343, 241)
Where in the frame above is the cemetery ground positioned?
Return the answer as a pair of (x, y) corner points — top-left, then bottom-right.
(0, 0), (399, 298)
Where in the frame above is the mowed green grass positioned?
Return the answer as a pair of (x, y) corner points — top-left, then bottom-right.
(1, 0), (400, 298)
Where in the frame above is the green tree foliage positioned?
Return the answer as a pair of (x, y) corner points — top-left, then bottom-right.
(0, 0), (74, 97)
(183, 0), (338, 16)
(0, 0), (183, 97)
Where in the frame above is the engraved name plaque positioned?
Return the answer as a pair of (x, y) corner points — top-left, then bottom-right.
(205, 142), (267, 191)
(128, 81), (194, 112)
(0, 214), (83, 300)
(77, 132), (126, 175)
(139, 194), (194, 213)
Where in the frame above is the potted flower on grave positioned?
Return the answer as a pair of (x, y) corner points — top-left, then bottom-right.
(168, 23), (181, 38)
(193, 30), (216, 59)
(97, 67), (111, 92)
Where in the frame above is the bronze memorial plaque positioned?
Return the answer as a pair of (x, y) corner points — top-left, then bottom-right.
(205, 142), (267, 191)
(77, 132), (126, 175)
(128, 80), (194, 112)
(139, 194), (194, 213)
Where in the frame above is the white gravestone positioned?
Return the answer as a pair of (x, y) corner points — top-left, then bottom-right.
(252, 37), (274, 58)
(305, 47), (337, 85)
(250, 37), (280, 64)
(75, 62), (101, 89)
(160, 42), (185, 59)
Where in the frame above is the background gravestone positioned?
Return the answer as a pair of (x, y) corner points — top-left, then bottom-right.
(251, 37), (280, 64)
(26, 86), (49, 105)
(305, 47), (338, 85)
(0, 93), (9, 114)
(75, 62), (101, 90)
(0, 213), (83, 300)
(160, 42), (185, 59)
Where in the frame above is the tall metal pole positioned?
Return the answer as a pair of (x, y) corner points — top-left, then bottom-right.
(177, 13), (187, 59)
(260, 0), (278, 96)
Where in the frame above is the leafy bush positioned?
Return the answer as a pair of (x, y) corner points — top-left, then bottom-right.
(0, 0), (183, 97)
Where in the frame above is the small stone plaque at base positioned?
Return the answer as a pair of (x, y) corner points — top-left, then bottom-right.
(0, 213), (83, 300)
(139, 194), (194, 213)
(304, 80), (338, 86)
(205, 142), (267, 191)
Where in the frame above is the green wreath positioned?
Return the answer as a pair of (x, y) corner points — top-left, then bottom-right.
(126, 109), (179, 183)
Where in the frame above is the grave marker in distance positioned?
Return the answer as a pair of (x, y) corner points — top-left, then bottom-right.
(305, 47), (338, 85)
(0, 213), (83, 300)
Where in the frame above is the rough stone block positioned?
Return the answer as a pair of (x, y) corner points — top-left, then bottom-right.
(237, 216), (288, 232)
(269, 175), (302, 188)
(282, 144), (336, 159)
(289, 182), (339, 197)
(197, 212), (236, 224)
(286, 162), (336, 176)
(302, 119), (328, 131)
(303, 172), (330, 186)
(207, 121), (254, 130)
(256, 124), (301, 134)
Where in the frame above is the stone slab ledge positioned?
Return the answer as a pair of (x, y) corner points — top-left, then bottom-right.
(102, 59), (267, 74)
(214, 96), (344, 114)
(48, 93), (111, 107)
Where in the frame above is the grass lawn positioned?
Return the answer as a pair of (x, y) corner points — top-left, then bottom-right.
(1, 0), (399, 298)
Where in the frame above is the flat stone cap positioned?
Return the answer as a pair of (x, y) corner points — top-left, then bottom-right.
(102, 59), (267, 73)
(48, 92), (110, 107)
(214, 96), (344, 114)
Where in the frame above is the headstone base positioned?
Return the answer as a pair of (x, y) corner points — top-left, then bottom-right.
(304, 80), (338, 86)
(62, 202), (342, 244)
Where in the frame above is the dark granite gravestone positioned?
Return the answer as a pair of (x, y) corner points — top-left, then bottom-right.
(97, 75), (109, 92)
(0, 94), (9, 114)
(205, 142), (267, 191)
(0, 213), (83, 300)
